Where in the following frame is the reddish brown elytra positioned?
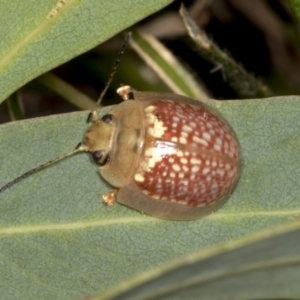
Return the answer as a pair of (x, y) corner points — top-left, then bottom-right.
(0, 33), (242, 220)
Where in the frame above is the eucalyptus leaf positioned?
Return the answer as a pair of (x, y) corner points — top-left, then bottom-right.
(97, 219), (300, 300)
(130, 31), (208, 99)
(288, 0), (300, 21)
(0, 0), (172, 104)
(0, 95), (299, 299)
(179, 3), (272, 98)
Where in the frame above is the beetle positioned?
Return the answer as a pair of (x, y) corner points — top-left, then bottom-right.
(75, 84), (242, 220)
(0, 33), (241, 220)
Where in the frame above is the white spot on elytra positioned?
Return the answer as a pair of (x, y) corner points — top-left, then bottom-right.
(181, 131), (188, 138)
(224, 141), (229, 150)
(145, 148), (163, 169)
(147, 128), (154, 136)
(203, 167), (210, 175)
(146, 112), (167, 138)
(180, 157), (188, 164)
(216, 168), (225, 176)
(183, 166), (189, 172)
(192, 136), (208, 146)
(144, 105), (155, 113)
(203, 132), (211, 141)
(192, 165), (200, 173)
(143, 142), (178, 173)
(201, 187), (207, 194)
(211, 182), (219, 190)
(147, 113), (156, 124)
(228, 169), (236, 178)
(142, 164), (150, 172)
(179, 137), (187, 144)
(134, 173), (145, 182)
(171, 137), (178, 142)
(145, 148), (152, 156)
(177, 150), (183, 157)
(214, 144), (221, 151)
(182, 125), (193, 133)
(228, 145), (235, 158)
(225, 163), (231, 170)
(191, 158), (201, 165)
(219, 128), (225, 135)
(172, 164), (181, 172)
(216, 137), (222, 145)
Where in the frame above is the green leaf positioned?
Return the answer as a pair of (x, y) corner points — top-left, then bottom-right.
(95, 219), (300, 300)
(130, 31), (208, 99)
(0, 95), (299, 299)
(37, 72), (95, 110)
(179, 3), (272, 99)
(6, 93), (25, 120)
(0, 0), (172, 104)
(288, 0), (300, 21)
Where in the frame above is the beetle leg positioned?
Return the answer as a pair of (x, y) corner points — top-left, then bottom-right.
(102, 189), (118, 206)
(117, 85), (134, 100)
(87, 110), (99, 123)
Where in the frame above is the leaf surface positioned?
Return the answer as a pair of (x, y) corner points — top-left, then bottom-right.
(0, 0), (172, 104)
(0, 96), (299, 299)
(97, 220), (300, 300)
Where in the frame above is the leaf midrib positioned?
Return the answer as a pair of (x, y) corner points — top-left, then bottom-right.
(1, 210), (299, 235)
(0, 1), (73, 72)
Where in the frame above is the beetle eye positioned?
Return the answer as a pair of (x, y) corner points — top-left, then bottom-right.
(101, 114), (113, 123)
(92, 150), (110, 166)
(92, 150), (103, 162)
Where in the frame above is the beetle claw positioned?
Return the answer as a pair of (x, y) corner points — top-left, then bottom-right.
(117, 85), (134, 100)
(87, 110), (99, 123)
(102, 189), (118, 206)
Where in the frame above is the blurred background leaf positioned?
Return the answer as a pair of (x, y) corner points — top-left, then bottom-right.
(0, 0), (172, 119)
(2, 0), (300, 123)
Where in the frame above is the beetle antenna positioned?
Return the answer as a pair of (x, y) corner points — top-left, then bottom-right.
(0, 143), (88, 193)
(1, 34), (131, 194)
(96, 32), (131, 107)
